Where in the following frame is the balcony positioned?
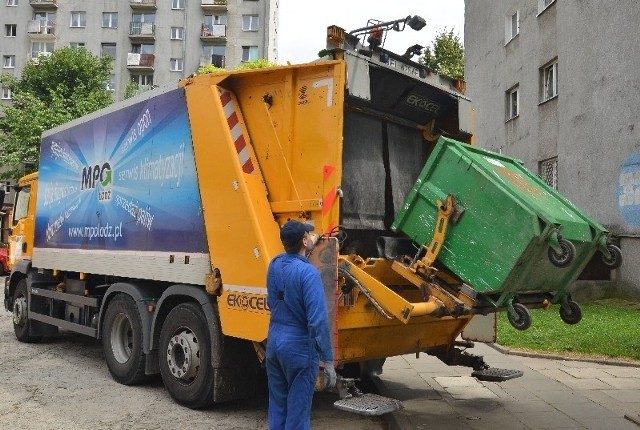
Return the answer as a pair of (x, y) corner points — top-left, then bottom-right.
(200, 24), (226, 43)
(129, 22), (155, 40)
(130, 0), (156, 10)
(201, 0), (227, 11)
(27, 20), (56, 39)
(28, 51), (52, 63)
(127, 53), (155, 70)
(30, 0), (57, 10)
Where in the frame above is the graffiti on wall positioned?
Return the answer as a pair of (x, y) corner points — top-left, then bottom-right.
(618, 152), (640, 226)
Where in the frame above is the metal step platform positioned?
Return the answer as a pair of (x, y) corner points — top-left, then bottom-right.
(471, 367), (524, 382)
(333, 392), (402, 416)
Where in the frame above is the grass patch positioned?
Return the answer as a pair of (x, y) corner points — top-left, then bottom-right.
(497, 299), (640, 362)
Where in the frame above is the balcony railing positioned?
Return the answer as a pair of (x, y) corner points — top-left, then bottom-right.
(27, 20), (56, 35)
(30, 0), (57, 8)
(201, 0), (227, 10)
(129, 22), (155, 37)
(130, 0), (156, 8)
(127, 53), (155, 68)
(201, 23), (226, 38)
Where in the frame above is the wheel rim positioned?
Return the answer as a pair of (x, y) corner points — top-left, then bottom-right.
(166, 329), (200, 383)
(13, 295), (27, 327)
(110, 313), (133, 364)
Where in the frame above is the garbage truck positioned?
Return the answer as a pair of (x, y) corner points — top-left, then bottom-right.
(2, 23), (621, 413)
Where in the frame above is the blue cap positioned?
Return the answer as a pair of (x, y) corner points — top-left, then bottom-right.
(280, 220), (314, 247)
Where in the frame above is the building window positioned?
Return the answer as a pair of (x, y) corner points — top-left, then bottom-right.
(101, 43), (116, 59)
(106, 74), (116, 91)
(6, 0), (18, 6)
(131, 74), (154, 87)
(5, 24), (17, 37)
(540, 157), (558, 190)
(541, 59), (558, 102)
(31, 41), (54, 58)
(506, 85), (519, 121)
(102, 12), (118, 28)
(242, 46), (259, 62)
(170, 58), (183, 71)
(33, 11), (55, 33)
(132, 13), (156, 23)
(204, 14), (227, 25)
(1, 86), (11, 100)
(505, 10), (519, 43)
(242, 15), (259, 31)
(538, 0), (556, 14)
(202, 45), (225, 67)
(3, 55), (15, 68)
(132, 43), (154, 55)
(70, 12), (86, 28)
(170, 27), (184, 40)
(70, 42), (85, 49)
(172, 0), (184, 9)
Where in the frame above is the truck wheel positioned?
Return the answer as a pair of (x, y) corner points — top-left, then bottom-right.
(13, 279), (41, 343)
(559, 301), (582, 325)
(507, 303), (532, 331)
(103, 294), (147, 385)
(601, 244), (622, 269)
(159, 302), (214, 409)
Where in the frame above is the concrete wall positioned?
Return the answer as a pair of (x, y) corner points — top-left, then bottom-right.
(465, 0), (640, 297)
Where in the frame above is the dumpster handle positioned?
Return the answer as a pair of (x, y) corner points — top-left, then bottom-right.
(412, 194), (457, 276)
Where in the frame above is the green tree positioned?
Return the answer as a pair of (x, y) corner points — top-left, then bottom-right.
(196, 64), (227, 75)
(0, 47), (113, 179)
(420, 28), (465, 80)
(234, 59), (278, 71)
(196, 59), (278, 76)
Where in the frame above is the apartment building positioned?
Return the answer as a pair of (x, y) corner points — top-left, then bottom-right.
(0, 0), (279, 101)
(464, 0), (640, 297)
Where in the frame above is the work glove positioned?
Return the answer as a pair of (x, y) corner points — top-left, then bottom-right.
(319, 361), (337, 390)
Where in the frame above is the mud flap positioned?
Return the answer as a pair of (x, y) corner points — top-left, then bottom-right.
(472, 367), (523, 382)
(333, 393), (402, 416)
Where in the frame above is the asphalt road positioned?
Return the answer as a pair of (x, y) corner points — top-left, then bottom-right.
(0, 277), (385, 430)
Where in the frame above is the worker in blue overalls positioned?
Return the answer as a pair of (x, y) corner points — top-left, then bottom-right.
(266, 220), (336, 430)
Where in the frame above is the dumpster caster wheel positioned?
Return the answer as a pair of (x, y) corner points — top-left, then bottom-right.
(508, 303), (532, 331)
(559, 301), (582, 325)
(548, 238), (576, 268)
(601, 244), (622, 269)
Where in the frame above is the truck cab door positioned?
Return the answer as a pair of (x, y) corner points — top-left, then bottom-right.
(9, 176), (38, 268)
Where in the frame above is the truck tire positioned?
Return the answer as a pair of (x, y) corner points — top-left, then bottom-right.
(159, 302), (215, 409)
(102, 294), (147, 385)
(12, 279), (41, 343)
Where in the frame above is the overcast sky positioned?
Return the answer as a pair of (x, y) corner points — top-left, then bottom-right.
(277, 0), (465, 64)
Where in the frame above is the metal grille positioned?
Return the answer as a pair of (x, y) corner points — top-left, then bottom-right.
(540, 157), (558, 189)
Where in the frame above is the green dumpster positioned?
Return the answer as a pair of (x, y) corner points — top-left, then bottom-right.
(392, 137), (615, 311)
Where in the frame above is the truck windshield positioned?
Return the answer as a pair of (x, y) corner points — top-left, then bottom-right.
(13, 186), (30, 225)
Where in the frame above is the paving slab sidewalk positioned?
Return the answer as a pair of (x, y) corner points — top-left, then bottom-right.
(373, 342), (640, 430)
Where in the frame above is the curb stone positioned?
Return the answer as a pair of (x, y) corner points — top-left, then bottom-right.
(488, 343), (640, 367)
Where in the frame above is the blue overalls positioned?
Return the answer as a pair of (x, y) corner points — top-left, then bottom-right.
(266, 253), (333, 430)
